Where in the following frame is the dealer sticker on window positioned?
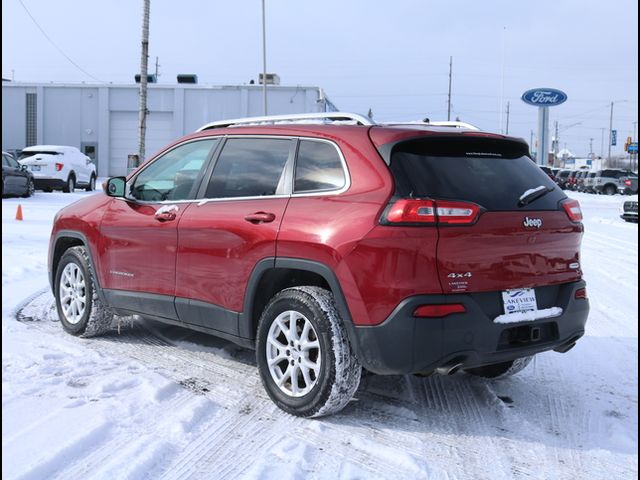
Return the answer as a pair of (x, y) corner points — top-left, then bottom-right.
(502, 288), (537, 314)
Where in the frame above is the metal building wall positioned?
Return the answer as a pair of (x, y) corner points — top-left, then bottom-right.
(2, 83), (328, 177)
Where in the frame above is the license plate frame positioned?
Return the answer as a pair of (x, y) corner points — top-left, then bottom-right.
(30, 165), (41, 172)
(502, 288), (538, 315)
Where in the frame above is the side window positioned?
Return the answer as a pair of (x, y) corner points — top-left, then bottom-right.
(131, 139), (219, 201)
(294, 140), (346, 193)
(205, 138), (291, 198)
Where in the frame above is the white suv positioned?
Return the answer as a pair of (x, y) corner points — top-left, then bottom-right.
(19, 145), (97, 192)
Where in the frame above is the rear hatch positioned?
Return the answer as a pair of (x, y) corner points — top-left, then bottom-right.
(377, 134), (583, 294)
(18, 150), (61, 176)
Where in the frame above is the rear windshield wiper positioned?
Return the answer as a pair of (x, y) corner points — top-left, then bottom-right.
(518, 185), (554, 207)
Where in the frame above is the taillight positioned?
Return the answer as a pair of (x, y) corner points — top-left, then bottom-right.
(575, 288), (588, 299)
(383, 199), (481, 225)
(55, 163), (64, 171)
(562, 199), (583, 222)
(625, 179), (632, 187)
(413, 304), (466, 318)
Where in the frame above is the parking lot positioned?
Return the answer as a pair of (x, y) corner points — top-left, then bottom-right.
(1, 190), (636, 479)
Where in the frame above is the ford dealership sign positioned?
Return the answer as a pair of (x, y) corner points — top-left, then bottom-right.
(521, 88), (567, 107)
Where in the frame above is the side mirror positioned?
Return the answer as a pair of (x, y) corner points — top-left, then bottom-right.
(104, 176), (127, 197)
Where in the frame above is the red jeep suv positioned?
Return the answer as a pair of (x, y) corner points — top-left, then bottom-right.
(48, 113), (589, 417)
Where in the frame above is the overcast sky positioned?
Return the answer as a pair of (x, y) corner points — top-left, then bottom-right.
(2, 0), (638, 157)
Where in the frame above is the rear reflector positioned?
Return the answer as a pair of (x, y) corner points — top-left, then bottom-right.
(561, 199), (583, 222)
(413, 304), (466, 318)
(575, 288), (588, 299)
(384, 199), (480, 225)
(55, 163), (64, 171)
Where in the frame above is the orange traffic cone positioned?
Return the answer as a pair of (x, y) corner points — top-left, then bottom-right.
(15, 204), (24, 221)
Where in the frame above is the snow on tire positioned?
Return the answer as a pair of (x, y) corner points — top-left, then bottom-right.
(55, 246), (114, 338)
(464, 355), (533, 379)
(256, 286), (361, 417)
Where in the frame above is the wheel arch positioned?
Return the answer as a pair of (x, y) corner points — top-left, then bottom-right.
(241, 257), (362, 358)
(50, 231), (106, 303)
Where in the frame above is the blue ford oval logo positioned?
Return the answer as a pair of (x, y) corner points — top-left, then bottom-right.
(521, 88), (567, 107)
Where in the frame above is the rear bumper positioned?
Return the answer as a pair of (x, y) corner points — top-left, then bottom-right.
(621, 213), (638, 222)
(34, 177), (66, 190)
(353, 280), (589, 375)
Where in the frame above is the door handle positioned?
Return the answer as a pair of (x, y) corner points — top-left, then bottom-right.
(244, 212), (276, 224)
(155, 205), (179, 222)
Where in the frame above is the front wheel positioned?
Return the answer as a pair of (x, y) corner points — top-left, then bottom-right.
(55, 246), (114, 337)
(465, 356), (533, 379)
(256, 286), (361, 417)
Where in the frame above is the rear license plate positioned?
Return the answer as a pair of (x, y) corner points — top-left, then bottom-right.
(30, 165), (41, 171)
(502, 288), (537, 314)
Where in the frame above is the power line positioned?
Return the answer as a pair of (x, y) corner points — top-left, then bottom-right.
(17, 0), (103, 82)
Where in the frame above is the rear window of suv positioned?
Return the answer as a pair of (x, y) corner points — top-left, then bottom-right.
(388, 137), (564, 211)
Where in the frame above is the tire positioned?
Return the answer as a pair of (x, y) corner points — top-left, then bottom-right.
(256, 286), (361, 417)
(604, 184), (616, 196)
(63, 175), (75, 193)
(85, 175), (96, 192)
(55, 246), (114, 337)
(22, 179), (35, 198)
(465, 356), (533, 379)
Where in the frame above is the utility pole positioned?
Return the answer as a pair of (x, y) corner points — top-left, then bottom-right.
(447, 56), (452, 121)
(633, 121), (637, 171)
(530, 129), (534, 156)
(137, 0), (150, 168)
(154, 56), (160, 79)
(589, 138), (594, 159)
(608, 101), (614, 167)
(261, 0), (268, 115)
(600, 127), (605, 159)
(505, 101), (510, 134)
(554, 121), (559, 166)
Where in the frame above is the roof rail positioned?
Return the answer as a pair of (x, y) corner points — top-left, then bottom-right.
(427, 121), (480, 131)
(196, 112), (374, 132)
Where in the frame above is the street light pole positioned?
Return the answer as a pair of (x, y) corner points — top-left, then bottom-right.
(608, 101), (614, 167)
(261, 0), (268, 115)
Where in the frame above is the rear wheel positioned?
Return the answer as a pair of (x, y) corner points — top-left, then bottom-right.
(604, 184), (616, 195)
(55, 246), (114, 337)
(85, 175), (96, 192)
(465, 356), (533, 379)
(63, 175), (75, 193)
(22, 179), (35, 198)
(256, 286), (361, 417)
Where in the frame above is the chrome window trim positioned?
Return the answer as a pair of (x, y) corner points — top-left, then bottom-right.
(121, 134), (351, 207)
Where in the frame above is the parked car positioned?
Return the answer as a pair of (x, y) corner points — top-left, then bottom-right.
(48, 112), (589, 417)
(567, 170), (579, 190)
(620, 195), (638, 223)
(575, 171), (589, 192)
(19, 145), (96, 192)
(583, 172), (597, 193)
(539, 166), (556, 182)
(618, 176), (638, 195)
(555, 169), (572, 189)
(593, 169), (637, 195)
(2, 150), (35, 197)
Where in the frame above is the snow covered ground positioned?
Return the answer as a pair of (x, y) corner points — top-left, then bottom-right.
(2, 190), (638, 480)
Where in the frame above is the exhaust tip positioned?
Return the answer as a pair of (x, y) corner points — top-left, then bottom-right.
(435, 358), (465, 376)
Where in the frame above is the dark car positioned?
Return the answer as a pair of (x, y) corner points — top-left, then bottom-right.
(47, 112), (589, 417)
(2, 151), (35, 197)
(575, 171), (589, 192)
(618, 176), (638, 195)
(539, 166), (556, 182)
(555, 169), (572, 189)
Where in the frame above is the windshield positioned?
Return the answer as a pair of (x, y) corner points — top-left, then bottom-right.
(19, 151), (61, 160)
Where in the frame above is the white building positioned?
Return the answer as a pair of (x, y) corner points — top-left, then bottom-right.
(2, 81), (336, 176)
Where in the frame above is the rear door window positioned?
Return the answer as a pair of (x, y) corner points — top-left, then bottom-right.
(294, 140), (346, 193)
(388, 137), (565, 211)
(205, 138), (292, 198)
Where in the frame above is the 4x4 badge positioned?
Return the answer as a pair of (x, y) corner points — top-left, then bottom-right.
(523, 217), (543, 228)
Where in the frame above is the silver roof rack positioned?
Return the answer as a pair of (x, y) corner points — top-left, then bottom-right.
(427, 121), (480, 131)
(196, 112), (375, 132)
